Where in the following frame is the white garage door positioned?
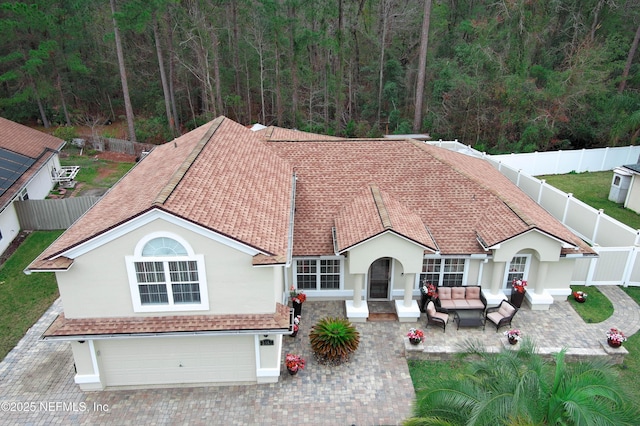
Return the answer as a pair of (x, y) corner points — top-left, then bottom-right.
(97, 335), (256, 387)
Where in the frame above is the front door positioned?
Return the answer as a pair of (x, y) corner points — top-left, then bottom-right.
(368, 258), (391, 300)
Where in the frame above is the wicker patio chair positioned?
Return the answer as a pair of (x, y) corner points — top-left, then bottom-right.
(485, 300), (518, 331)
(425, 300), (449, 333)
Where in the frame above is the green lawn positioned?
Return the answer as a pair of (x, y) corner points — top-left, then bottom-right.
(538, 171), (640, 230)
(566, 285), (613, 323)
(60, 152), (135, 189)
(0, 231), (62, 360)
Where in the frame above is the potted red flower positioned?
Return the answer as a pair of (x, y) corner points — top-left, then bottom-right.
(510, 279), (527, 308)
(285, 353), (306, 375)
(606, 328), (627, 348)
(290, 286), (306, 316)
(504, 329), (522, 345)
(572, 290), (587, 303)
(407, 328), (425, 345)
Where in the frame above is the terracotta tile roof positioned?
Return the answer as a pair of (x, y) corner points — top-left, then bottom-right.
(255, 126), (341, 141)
(267, 139), (594, 256)
(334, 185), (437, 252)
(0, 118), (64, 210)
(417, 142), (593, 252)
(29, 117), (294, 269)
(43, 303), (292, 338)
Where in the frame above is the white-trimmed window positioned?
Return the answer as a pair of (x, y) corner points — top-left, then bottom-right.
(419, 258), (466, 287)
(504, 254), (530, 289)
(126, 234), (209, 312)
(294, 258), (342, 290)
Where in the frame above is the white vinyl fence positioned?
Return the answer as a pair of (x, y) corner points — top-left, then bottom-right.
(427, 140), (640, 286)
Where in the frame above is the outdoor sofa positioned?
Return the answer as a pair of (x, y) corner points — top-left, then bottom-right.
(437, 285), (487, 311)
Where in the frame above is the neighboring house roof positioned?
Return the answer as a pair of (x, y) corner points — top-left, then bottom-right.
(43, 303), (291, 339)
(0, 117), (65, 210)
(30, 117), (294, 270)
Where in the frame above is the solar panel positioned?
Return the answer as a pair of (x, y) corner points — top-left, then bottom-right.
(0, 148), (35, 197)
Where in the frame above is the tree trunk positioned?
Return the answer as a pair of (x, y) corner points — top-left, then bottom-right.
(334, 0), (344, 134)
(165, 11), (180, 132)
(619, 22), (640, 94)
(377, 0), (390, 127)
(230, 1), (243, 122)
(275, 42), (283, 126)
(153, 15), (174, 134)
(32, 81), (50, 128)
(110, 0), (136, 142)
(288, 3), (299, 126)
(413, 0), (432, 132)
(210, 29), (223, 117)
(56, 73), (71, 126)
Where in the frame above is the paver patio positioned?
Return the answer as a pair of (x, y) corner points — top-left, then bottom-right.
(0, 286), (638, 425)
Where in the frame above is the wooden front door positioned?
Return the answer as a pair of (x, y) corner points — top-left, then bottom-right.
(368, 258), (391, 300)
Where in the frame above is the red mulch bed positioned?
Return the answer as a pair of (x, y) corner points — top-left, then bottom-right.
(94, 151), (137, 162)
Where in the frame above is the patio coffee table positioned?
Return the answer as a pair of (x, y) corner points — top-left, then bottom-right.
(454, 309), (485, 330)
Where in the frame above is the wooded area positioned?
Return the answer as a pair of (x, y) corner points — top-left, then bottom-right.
(1, 0), (640, 153)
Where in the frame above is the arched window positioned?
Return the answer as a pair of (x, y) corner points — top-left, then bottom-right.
(126, 234), (208, 312)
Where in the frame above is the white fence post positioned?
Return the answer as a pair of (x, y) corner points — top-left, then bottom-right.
(562, 193), (572, 224)
(622, 247), (637, 287)
(592, 209), (604, 241)
(537, 179), (545, 204)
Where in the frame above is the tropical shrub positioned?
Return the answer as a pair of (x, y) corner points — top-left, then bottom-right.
(309, 317), (360, 365)
(405, 340), (639, 426)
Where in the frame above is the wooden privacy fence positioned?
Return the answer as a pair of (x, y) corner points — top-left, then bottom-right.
(14, 197), (100, 230)
(89, 136), (155, 157)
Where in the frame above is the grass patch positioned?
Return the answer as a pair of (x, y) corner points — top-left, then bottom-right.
(408, 359), (462, 392)
(60, 154), (134, 189)
(538, 171), (640, 230)
(566, 285), (613, 323)
(0, 231), (62, 360)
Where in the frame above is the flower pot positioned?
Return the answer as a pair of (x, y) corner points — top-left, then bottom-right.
(508, 337), (518, 345)
(287, 368), (298, 375)
(409, 338), (422, 345)
(607, 338), (622, 348)
(292, 301), (302, 317)
(510, 291), (525, 308)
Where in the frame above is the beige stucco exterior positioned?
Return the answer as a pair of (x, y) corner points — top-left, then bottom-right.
(56, 218), (277, 318)
(56, 215), (286, 390)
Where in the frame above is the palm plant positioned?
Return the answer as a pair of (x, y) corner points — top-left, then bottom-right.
(309, 316), (360, 365)
(405, 339), (639, 425)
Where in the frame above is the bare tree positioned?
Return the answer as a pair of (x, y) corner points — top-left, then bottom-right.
(109, 0), (136, 142)
(153, 15), (174, 135)
(413, 0), (432, 132)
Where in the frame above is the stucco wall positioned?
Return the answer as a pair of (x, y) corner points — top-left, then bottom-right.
(348, 232), (425, 274)
(492, 230), (562, 263)
(56, 217), (277, 318)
